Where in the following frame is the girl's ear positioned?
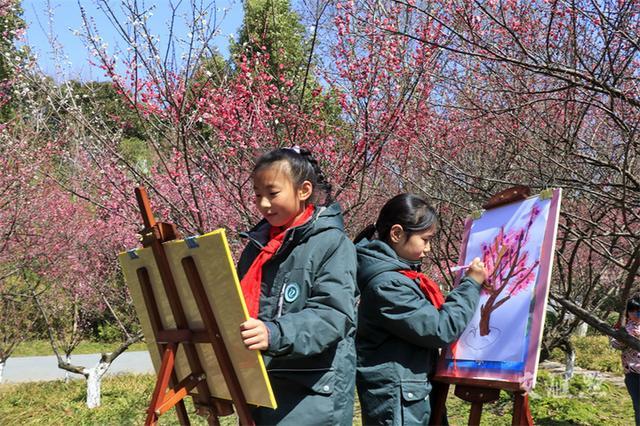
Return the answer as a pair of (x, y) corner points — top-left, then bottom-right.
(298, 180), (313, 201)
(389, 224), (405, 243)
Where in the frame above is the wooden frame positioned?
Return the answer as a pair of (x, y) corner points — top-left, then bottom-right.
(430, 186), (562, 426)
(119, 187), (276, 425)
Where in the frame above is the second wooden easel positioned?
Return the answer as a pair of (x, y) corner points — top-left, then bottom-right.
(429, 186), (535, 426)
(133, 186), (255, 426)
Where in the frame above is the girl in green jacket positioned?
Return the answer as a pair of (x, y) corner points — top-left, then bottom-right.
(237, 147), (358, 426)
(355, 193), (487, 425)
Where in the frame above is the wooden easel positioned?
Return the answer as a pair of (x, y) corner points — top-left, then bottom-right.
(429, 186), (534, 426)
(429, 379), (533, 426)
(133, 186), (255, 426)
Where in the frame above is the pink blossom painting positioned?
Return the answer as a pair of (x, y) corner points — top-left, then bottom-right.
(477, 205), (541, 339)
(435, 189), (562, 391)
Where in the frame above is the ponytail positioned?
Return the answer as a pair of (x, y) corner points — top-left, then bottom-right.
(298, 148), (333, 205)
(354, 223), (376, 244)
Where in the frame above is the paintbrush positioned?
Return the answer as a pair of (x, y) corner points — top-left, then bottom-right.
(450, 263), (473, 273)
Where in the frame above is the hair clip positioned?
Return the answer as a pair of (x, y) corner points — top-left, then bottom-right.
(285, 145), (301, 154)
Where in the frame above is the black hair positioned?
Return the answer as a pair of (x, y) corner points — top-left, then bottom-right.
(253, 147), (333, 205)
(354, 193), (438, 243)
(627, 295), (640, 315)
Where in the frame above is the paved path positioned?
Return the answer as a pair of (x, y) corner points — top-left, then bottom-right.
(540, 360), (626, 387)
(1, 353), (626, 388)
(2, 351), (154, 384)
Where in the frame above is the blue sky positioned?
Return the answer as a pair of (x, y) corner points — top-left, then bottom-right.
(21, 0), (244, 81)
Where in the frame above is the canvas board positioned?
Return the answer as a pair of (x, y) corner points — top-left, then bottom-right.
(434, 189), (562, 391)
(118, 229), (277, 408)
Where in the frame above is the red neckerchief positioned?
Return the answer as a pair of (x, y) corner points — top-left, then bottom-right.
(398, 270), (445, 309)
(399, 270), (459, 372)
(240, 204), (315, 318)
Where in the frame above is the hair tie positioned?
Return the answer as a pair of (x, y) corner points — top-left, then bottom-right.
(285, 145), (301, 154)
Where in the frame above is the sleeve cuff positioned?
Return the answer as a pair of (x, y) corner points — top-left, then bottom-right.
(461, 276), (482, 289)
(264, 321), (280, 351)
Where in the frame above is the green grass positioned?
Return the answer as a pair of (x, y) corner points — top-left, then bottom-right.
(549, 335), (623, 375)
(11, 340), (148, 357)
(446, 370), (633, 425)
(2, 335), (631, 424)
(0, 370), (634, 425)
(0, 374), (224, 425)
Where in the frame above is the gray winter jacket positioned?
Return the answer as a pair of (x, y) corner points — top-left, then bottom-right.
(356, 239), (481, 425)
(237, 203), (358, 426)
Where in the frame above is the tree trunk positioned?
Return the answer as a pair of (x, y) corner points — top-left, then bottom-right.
(0, 359), (5, 383)
(85, 360), (110, 409)
(563, 340), (575, 380)
(479, 309), (491, 336)
(574, 321), (588, 337)
(479, 296), (497, 336)
(64, 354), (71, 383)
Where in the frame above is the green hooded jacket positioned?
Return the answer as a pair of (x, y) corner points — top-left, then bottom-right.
(356, 239), (481, 425)
(237, 203), (358, 426)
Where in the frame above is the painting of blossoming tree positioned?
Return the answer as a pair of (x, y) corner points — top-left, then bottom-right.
(476, 204), (541, 340)
(435, 189), (562, 391)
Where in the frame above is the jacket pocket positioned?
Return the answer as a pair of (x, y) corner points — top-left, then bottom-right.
(269, 368), (335, 395)
(267, 369), (336, 426)
(359, 384), (397, 425)
(400, 380), (431, 425)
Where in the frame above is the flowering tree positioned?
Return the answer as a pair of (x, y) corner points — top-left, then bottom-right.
(4, 0), (638, 397)
(20, 0), (410, 244)
(0, 66), (142, 404)
(0, 0), (26, 122)
(26, 178), (142, 406)
(325, 0), (640, 370)
(0, 125), (48, 382)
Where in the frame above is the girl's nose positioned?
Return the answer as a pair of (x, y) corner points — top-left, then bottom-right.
(258, 196), (271, 210)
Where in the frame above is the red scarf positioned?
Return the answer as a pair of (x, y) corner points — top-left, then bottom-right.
(398, 270), (445, 309)
(240, 204), (315, 318)
(399, 270), (461, 374)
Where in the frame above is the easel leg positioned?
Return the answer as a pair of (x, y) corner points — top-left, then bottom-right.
(206, 414), (221, 426)
(454, 385), (500, 426)
(429, 381), (449, 425)
(175, 400), (190, 425)
(146, 343), (178, 426)
(512, 392), (533, 426)
(468, 402), (484, 426)
(138, 267), (192, 425)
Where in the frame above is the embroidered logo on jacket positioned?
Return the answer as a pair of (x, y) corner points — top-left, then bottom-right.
(284, 282), (301, 303)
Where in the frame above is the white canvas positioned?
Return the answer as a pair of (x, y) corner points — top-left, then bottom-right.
(454, 196), (551, 363)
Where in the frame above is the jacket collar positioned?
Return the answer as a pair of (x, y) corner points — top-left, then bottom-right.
(239, 203), (344, 251)
(355, 238), (422, 287)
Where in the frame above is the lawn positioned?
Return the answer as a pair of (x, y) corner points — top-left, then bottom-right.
(0, 369), (633, 425)
(2, 335), (632, 425)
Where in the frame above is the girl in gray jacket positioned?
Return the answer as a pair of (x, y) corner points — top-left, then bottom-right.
(237, 147), (358, 426)
(355, 193), (486, 425)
